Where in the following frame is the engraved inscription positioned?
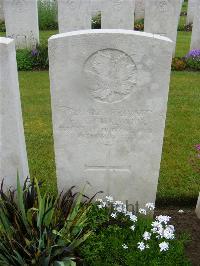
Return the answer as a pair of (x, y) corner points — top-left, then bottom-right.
(85, 165), (131, 173)
(114, 0), (124, 10)
(58, 107), (152, 145)
(84, 49), (137, 103)
(158, 0), (168, 12)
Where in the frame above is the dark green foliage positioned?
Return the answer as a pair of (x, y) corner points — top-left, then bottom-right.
(0, 177), (93, 265)
(92, 12), (101, 29)
(79, 204), (190, 266)
(134, 19), (144, 31)
(38, 0), (58, 30)
(0, 20), (5, 32)
(185, 58), (200, 71)
(16, 45), (49, 71)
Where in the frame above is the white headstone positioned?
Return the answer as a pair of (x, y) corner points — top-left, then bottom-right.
(0, 37), (29, 188)
(0, 0), (4, 21)
(190, 2), (200, 50)
(135, 0), (145, 20)
(58, 0), (91, 33)
(186, 0), (197, 25)
(101, 0), (135, 29)
(196, 192), (200, 219)
(49, 29), (173, 207)
(58, 0), (135, 33)
(144, 0), (182, 56)
(3, 0), (39, 49)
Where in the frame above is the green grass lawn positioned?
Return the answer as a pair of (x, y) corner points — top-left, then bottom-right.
(19, 71), (200, 204)
(175, 31), (191, 58)
(19, 71), (57, 193)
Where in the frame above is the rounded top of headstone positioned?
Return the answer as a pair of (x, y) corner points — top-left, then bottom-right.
(0, 37), (14, 45)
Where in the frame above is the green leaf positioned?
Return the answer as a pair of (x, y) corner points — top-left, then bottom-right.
(17, 174), (28, 229)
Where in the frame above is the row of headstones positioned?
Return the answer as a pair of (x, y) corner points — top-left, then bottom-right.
(1, 19), (200, 214)
(136, 0), (200, 51)
(0, 0), (199, 52)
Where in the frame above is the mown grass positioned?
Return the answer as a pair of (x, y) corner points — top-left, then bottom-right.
(19, 71), (200, 204)
(19, 71), (57, 193)
(158, 71), (200, 204)
(175, 31), (191, 58)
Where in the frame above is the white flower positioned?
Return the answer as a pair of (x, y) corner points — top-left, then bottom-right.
(143, 231), (151, 241)
(129, 214), (138, 222)
(139, 208), (147, 215)
(145, 203), (155, 210)
(111, 212), (117, 219)
(163, 226), (175, 240)
(178, 209), (184, 213)
(156, 215), (171, 224)
(97, 201), (106, 209)
(122, 244), (128, 249)
(114, 200), (123, 206)
(105, 196), (113, 202)
(159, 241), (169, 252)
(130, 225), (135, 231)
(137, 241), (146, 251)
(96, 198), (103, 202)
(146, 244), (150, 249)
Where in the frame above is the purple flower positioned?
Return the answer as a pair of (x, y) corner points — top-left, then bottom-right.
(31, 49), (38, 57)
(195, 144), (200, 151)
(185, 49), (200, 59)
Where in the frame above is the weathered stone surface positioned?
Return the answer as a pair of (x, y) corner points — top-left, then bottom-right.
(135, 0), (145, 20)
(196, 193), (200, 219)
(190, 2), (200, 50)
(58, 0), (135, 33)
(58, 0), (91, 33)
(3, 0), (39, 49)
(144, 0), (182, 55)
(101, 0), (135, 29)
(0, 37), (29, 188)
(49, 29), (173, 207)
(0, 0), (4, 21)
(187, 0), (197, 25)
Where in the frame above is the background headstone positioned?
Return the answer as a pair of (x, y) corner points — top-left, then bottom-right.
(196, 192), (200, 219)
(49, 30), (173, 207)
(190, 2), (200, 50)
(186, 0), (197, 25)
(0, 0), (4, 21)
(58, 0), (91, 33)
(101, 0), (135, 29)
(3, 0), (39, 49)
(0, 37), (29, 188)
(135, 0), (145, 20)
(144, 0), (182, 56)
(58, 0), (135, 33)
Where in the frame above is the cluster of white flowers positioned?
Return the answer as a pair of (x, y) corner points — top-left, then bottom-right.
(96, 197), (174, 253)
(137, 242), (150, 251)
(151, 215), (175, 241)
